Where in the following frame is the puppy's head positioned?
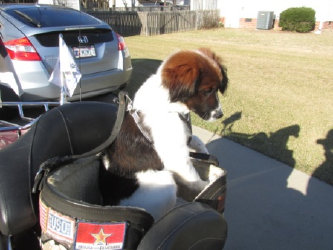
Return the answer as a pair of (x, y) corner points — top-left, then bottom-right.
(161, 48), (228, 121)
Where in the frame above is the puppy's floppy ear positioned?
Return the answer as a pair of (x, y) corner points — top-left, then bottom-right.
(219, 64), (228, 94)
(162, 56), (200, 103)
(198, 48), (229, 94)
(198, 47), (220, 62)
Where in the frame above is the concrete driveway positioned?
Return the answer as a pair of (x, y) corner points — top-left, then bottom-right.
(193, 126), (333, 250)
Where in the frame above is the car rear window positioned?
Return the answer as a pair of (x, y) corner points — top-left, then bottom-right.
(5, 6), (101, 27)
(35, 29), (114, 47)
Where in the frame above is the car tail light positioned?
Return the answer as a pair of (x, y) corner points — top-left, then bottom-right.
(4, 37), (41, 61)
(116, 33), (126, 51)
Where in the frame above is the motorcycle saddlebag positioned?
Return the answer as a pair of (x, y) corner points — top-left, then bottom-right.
(38, 153), (228, 250)
(38, 155), (154, 250)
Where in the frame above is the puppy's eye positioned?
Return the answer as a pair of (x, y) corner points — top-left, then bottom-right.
(201, 88), (214, 96)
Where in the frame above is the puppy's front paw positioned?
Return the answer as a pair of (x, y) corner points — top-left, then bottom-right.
(188, 135), (209, 154)
(208, 165), (225, 182)
(173, 173), (209, 201)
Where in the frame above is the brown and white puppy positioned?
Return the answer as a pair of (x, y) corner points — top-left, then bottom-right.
(101, 48), (228, 220)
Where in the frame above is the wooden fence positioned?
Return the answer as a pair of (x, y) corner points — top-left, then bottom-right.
(112, 5), (190, 12)
(87, 10), (219, 36)
(87, 11), (142, 36)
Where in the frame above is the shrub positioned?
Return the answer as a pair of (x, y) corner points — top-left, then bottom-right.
(200, 10), (220, 29)
(279, 7), (315, 33)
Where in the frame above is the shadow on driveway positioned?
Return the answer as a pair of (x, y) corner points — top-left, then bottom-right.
(201, 123), (333, 249)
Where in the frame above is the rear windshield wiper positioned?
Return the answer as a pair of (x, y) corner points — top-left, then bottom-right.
(14, 10), (41, 28)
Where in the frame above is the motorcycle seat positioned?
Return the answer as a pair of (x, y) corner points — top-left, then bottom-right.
(0, 102), (118, 235)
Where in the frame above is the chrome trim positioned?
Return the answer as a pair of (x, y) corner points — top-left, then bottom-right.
(7, 235), (13, 250)
(78, 35), (89, 43)
(0, 101), (60, 132)
(0, 119), (38, 132)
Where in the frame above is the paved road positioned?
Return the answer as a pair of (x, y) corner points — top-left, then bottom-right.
(193, 126), (333, 250)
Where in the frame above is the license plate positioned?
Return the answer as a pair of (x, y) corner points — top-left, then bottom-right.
(72, 45), (96, 58)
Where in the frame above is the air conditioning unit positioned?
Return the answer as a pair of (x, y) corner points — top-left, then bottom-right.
(256, 11), (274, 30)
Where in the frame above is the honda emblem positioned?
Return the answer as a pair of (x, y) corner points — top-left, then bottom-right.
(78, 35), (88, 44)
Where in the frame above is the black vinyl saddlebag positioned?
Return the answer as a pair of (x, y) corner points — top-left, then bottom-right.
(34, 150), (227, 250)
(38, 156), (154, 250)
(36, 154), (227, 250)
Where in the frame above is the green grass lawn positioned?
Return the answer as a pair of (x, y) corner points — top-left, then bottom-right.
(124, 28), (333, 185)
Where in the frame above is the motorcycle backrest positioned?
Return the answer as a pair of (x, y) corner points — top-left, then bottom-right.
(0, 102), (118, 235)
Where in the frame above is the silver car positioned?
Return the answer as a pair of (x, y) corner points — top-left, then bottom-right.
(0, 4), (132, 101)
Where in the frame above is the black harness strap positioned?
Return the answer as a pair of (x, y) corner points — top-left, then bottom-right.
(74, 91), (128, 159)
(130, 109), (153, 143)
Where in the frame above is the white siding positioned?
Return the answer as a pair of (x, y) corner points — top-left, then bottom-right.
(38, 0), (80, 10)
(220, 0), (333, 28)
(190, 0), (218, 10)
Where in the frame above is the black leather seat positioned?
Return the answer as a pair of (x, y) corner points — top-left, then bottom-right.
(0, 102), (118, 236)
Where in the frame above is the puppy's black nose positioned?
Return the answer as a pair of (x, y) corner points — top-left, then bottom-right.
(213, 109), (223, 119)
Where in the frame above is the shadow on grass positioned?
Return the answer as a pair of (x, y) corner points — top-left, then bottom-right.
(125, 58), (162, 98)
(315, 130), (333, 185)
(221, 112), (333, 185)
(221, 111), (300, 168)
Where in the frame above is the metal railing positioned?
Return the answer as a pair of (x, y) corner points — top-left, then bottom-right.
(0, 101), (59, 132)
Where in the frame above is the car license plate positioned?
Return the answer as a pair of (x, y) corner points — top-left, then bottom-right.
(72, 45), (96, 58)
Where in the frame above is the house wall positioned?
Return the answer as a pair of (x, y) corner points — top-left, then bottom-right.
(220, 0), (333, 30)
(38, 0), (80, 10)
(111, 0), (138, 8)
(190, 0), (218, 10)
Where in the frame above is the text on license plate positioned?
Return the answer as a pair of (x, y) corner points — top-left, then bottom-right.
(72, 46), (96, 58)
